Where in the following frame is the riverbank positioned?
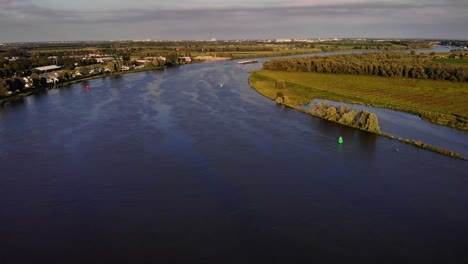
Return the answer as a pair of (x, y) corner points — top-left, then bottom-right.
(250, 70), (467, 130)
(0, 52), (313, 104)
(0, 66), (165, 105)
(249, 71), (467, 160)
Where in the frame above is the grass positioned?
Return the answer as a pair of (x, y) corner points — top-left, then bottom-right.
(249, 70), (468, 160)
(434, 58), (468, 65)
(249, 70), (468, 129)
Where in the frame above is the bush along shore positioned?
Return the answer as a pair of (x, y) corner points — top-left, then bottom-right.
(308, 100), (381, 133)
(249, 73), (467, 161)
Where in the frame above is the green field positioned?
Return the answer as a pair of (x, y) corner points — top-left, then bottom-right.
(249, 70), (468, 129)
(434, 58), (468, 65)
(197, 48), (323, 59)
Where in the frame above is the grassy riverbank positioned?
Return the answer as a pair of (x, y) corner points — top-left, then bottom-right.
(249, 70), (468, 130)
(249, 70), (467, 160)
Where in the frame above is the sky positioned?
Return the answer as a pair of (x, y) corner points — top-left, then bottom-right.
(0, 0), (467, 42)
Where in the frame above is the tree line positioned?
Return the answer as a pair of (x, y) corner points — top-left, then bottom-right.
(263, 52), (468, 82)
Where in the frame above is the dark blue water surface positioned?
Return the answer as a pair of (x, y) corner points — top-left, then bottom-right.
(303, 99), (468, 157)
(1, 58), (467, 264)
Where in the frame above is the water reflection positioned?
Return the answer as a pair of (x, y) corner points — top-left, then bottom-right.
(357, 130), (377, 160)
(110, 74), (123, 80)
(32, 90), (48, 99)
(79, 80), (90, 88)
(0, 97), (26, 114)
(57, 84), (74, 96)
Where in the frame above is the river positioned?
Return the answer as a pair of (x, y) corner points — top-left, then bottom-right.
(302, 99), (468, 157)
(0, 54), (467, 263)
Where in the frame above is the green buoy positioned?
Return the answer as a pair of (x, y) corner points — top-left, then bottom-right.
(338, 136), (343, 144)
(219, 83), (224, 88)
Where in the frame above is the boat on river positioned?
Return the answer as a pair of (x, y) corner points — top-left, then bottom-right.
(237, 60), (259, 65)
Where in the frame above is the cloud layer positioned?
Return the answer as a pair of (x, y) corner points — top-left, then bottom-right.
(1, 0), (467, 42)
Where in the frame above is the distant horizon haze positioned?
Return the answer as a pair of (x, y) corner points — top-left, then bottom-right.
(1, 37), (467, 44)
(0, 0), (467, 42)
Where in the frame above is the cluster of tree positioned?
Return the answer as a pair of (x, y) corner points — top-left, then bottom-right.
(0, 71), (66, 96)
(144, 57), (167, 67)
(164, 51), (180, 66)
(448, 52), (466, 59)
(441, 40), (468, 47)
(0, 44), (188, 97)
(1, 44), (141, 74)
(0, 77), (28, 96)
(0, 56), (101, 78)
(0, 78), (7, 95)
(2, 49), (30, 58)
(389, 41), (433, 50)
(309, 101), (381, 133)
(263, 52), (468, 82)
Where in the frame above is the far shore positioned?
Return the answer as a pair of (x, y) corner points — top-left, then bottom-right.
(193, 56), (231, 62)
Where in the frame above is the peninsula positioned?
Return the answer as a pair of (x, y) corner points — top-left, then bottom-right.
(249, 51), (468, 160)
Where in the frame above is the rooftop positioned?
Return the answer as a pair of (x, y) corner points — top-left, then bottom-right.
(34, 65), (61, 71)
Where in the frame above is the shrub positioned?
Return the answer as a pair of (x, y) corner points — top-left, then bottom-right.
(365, 113), (381, 133)
(339, 110), (358, 125)
(325, 106), (338, 121)
(276, 97), (284, 104)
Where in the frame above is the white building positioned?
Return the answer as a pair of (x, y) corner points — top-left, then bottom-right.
(95, 57), (115, 63)
(276, 39), (292, 43)
(34, 65), (61, 73)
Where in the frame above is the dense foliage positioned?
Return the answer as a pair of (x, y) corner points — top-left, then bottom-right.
(263, 52), (468, 82)
(309, 101), (381, 133)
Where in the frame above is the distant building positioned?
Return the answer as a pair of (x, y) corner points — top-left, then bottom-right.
(276, 39), (292, 43)
(33, 65), (61, 73)
(95, 57), (115, 63)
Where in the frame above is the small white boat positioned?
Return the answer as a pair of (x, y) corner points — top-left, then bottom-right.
(237, 60), (259, 65)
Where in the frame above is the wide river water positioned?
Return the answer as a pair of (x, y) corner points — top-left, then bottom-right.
(0, 53), (467, 263)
